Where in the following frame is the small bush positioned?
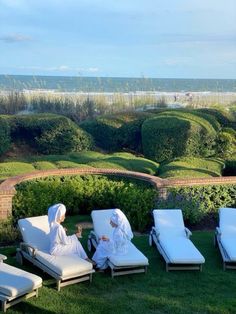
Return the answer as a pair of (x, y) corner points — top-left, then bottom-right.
(13, 175), (157, 231)
(0, 219), (19, 245)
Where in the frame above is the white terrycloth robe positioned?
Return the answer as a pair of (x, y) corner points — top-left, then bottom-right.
(92, 227), (130, 269)
(49, 222), (88, 259)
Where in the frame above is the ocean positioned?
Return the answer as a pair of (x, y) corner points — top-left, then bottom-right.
(0, 75), (235, 93)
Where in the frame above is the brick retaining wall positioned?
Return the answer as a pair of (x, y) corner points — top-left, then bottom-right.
(1, 167), (236, 220)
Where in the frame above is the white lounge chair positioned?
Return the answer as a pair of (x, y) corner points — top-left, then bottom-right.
(87, 209), (149, 277)
(215, 207), (236, 270)
(0, 254), (42, 312)
(17, 215), (94, 291)
(149, 209), (205, 271)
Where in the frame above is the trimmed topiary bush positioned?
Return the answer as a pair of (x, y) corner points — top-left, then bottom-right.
(80, 112), (152, 152)
(142, 111), (218, 162)
(0, 116), (11, 156)
(13, 175), (156, 231)
(8, 114), (93, 154)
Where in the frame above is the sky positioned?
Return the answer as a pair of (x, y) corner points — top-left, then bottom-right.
(0, 0), (235, 79)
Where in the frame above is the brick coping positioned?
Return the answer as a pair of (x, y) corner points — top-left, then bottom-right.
(1, 168), (236, 194)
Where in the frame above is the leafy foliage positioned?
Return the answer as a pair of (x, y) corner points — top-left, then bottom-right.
(0, 117), (11, 155)
(13, 175), (156, 231)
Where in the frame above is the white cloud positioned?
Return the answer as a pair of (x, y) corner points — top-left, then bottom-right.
(0, 33), (32, 43)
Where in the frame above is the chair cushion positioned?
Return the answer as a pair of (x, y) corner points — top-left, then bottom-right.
(18, 216), (50, 252)
(35, 251), (93, 278)
(109, 242), (149, 267)
(219, 208), (236, 236)
(153, 209), (186, 238)
(159, 236), (205, 264)
(91, 209), (115, 239)
(221, 236), (236, 261)
(0, 263), (42, 298)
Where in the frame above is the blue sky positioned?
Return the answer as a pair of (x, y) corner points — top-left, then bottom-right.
(0, 0), (235, 78)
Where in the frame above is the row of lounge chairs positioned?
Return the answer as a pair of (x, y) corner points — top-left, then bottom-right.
(0, 207), (235, 311)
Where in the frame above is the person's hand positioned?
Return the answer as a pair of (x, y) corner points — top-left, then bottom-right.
(101, 235), (109, 241)
(64, 227), (67, 232)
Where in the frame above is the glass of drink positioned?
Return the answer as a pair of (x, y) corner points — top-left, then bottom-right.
(76, 224), (82, 238)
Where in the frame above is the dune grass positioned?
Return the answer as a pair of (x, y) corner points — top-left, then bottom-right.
(159, 157), (224, 178)
(0, 151), (159, 180)
(1, 215), (236, 314)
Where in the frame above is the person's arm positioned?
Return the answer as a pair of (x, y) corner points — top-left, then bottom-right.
(58, 225), (78, 245)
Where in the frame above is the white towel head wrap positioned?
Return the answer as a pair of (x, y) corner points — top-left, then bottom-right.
(48, 203), (66, 227)
(110, 208), (133, 240)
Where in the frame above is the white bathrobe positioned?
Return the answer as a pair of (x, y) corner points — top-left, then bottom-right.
(49, 222), (88, 259)
(92, 209), (133, 269)
(48, 203), (88, 259)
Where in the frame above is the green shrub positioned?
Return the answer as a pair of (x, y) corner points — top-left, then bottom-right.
(80, 112), (152, 152)
(0, 219), (19, 245)
(8, 114), (93, 154)
(0, 117), (11, 156)
(159, 157), (224, 178)
(33, 161), (57, 170)
(158, 184), (236, 224)
(196, 108), (235, 127)
(13, 175), (156, 231)
(142, 111), (217, 162)
(215, 129), (236, 158)
(0, 162), (35, 180)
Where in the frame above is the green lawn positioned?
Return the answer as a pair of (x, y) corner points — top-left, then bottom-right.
(0, 151), (159, 180)
(1, 215), (236, 314)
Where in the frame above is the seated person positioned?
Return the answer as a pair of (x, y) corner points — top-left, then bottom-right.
(92, 208), (133, 270)
(48, 203), (93, 264)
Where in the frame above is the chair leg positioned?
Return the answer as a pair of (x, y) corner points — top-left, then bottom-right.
(2, 300), (7, 313)
(57, 280), (61, 292)
(89, 273), (93, 283)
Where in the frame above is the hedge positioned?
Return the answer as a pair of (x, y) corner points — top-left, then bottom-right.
(80, 112), (152, 152)
(0, 117), (11, 155)
(7, 114), (93, 154)
(142, 111), (218, 162)
(13, 175), (157, 232)
(157, 184), (236, 223)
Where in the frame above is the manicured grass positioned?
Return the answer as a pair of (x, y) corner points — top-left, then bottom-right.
(1, 215), (236, 314)
(0, 151), (159, 180)
(159, 157), (224, 178)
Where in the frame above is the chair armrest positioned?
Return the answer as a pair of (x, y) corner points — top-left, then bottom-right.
(89, 230), (99, 243)
(152, 227), (160, 239)
(185, 227), (192, 238)
(216, 227), (221, 236)
(0, 254), (7, 262)
(20, 242), (38, 257)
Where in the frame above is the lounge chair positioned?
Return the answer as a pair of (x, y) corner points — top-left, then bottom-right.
(0, 254), (42, 312)
(149, 209), (205, 271)
(17, 215), (94, 291)
(215, 207), (236, 270)
(87, 209), (149, 277)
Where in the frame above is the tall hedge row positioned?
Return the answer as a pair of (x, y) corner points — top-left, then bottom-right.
(80, 112), (152, 152)
(13, 175), (156, 231)
(142, 111), (218, 162)
(1, 114), (93, 155)
(0, 117), (11, 155)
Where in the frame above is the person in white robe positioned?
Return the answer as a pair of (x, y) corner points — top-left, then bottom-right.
(92, 208), (133, 270)
(48, 203), (90, 262)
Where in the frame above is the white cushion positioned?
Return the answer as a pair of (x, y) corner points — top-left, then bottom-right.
(91, 209), (115, 239)
(18, 216), (93, 279)
(35, 251), (93, 278)
(18, 215), (50, 252)
(0, 263), (42, 298)
(219, 208), (236, 236)
(109, 242), (149, 267)
(153, 209), (186, 237)
(159, 236), (205, 264)
(221, 237), (236, 261)
(91, 209), (149, 266)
